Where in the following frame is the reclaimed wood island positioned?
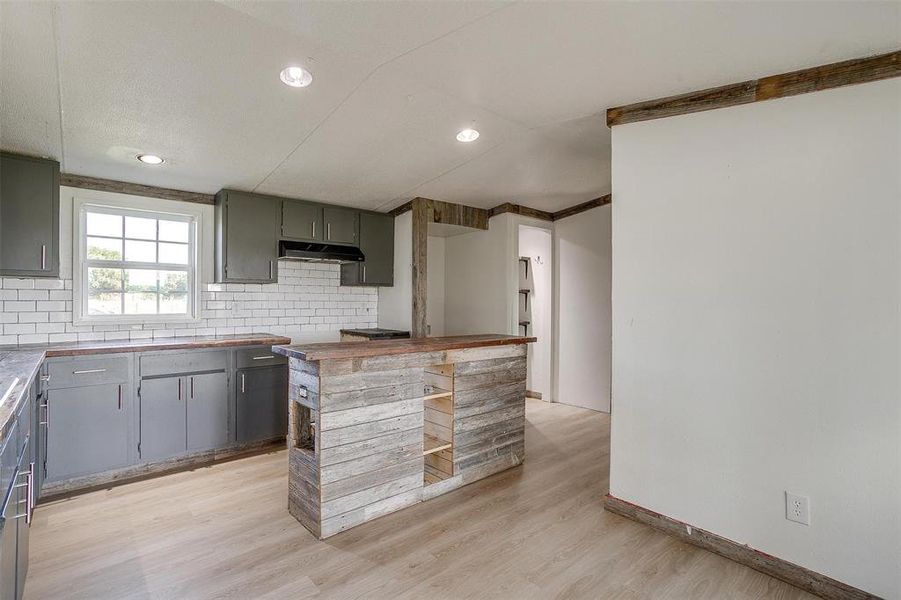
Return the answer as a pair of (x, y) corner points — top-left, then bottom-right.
(272, 334), (535, 538)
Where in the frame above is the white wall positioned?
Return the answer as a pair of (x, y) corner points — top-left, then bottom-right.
(610, 79), (900, 599)
(426, 235), (446, 336)
(518, 225), (552, 399)
(378, 211), (412, 332)
(554, 207), (612, 412)
(444, 214), (516, 336)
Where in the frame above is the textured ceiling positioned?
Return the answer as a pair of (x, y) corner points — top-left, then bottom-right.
(1, 1), (898, 212)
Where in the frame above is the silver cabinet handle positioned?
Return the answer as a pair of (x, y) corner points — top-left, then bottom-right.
(190, 376), (194, 399)
(269, 261), (273, 279)
(251, 355), (275, 361)
(327, 223), (331, 241)
(240, 373), (245, 393)
(39, 399), (49, 428)
(117, 384), (122, 410)
(41, 245), (46, 270)
(73, 368), (106, 375)
(40, 373), (51, 383)
(311, 221), (316, 239)
(362, 265), (366, 283)
(178, 378), (182, 401)
(12, 464), (34, 524)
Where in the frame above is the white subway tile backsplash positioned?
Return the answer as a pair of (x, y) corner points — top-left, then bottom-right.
(0, 262), (378, 346)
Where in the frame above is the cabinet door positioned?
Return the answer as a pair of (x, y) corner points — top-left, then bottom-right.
(0, 487), (17, 600)
(186, 372), (228, 452)
(139, 377), (187, 462)
(341, 212), (394, 286)
(14, 447), (28, 600)
(236, 367), (287, 443)
(0, 152), (60, 278)
(282, 201), (322, 241)
(46, 384), (129, 481)
(323, 207), (358, 245)
(220, 191), (278, 283)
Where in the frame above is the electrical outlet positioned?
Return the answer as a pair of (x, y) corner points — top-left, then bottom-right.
(785, 492), (810, 525)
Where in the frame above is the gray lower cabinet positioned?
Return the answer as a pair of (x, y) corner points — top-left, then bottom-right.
(0, 152), (60, 278)
(139, 377), (187, 462)
(186, 372), (229, 451)
(341, 212), (394, 286)
(45, 383), (130, 482)
(236, 367), (287, 443)
(0, 421), (18, 600)
(215, 189), (279, 284)
(323, 206), (358, 245)
(282, 200), (322, 242)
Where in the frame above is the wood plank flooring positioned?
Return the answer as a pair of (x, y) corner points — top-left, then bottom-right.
(25, 400), (816, 600)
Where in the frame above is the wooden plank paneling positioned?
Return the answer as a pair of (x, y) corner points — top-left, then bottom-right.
(319, 427), (422, 467)
(320, 443), (423, 485)
(319, 487), (423, 538)
(454, 364), (528, 392)
(319, 397), (423, 431)
(320, 473), (422, 520)
(607, 50), (901, 127)
(319, 412), (423, 449)
(320, 457), (423, 503)
(444, 343), (526, 364)
(551, 195), (611, 221)
(319, 367), (423, 394)
(411, 198), (430, 338)
(488, 202), (554, 221)
(278, 335), (533, 361)
(60, 173), (215, 204)
(318, 382), (422, 414)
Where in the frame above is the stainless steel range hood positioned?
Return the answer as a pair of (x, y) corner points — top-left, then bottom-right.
(278, 240), (365, 263)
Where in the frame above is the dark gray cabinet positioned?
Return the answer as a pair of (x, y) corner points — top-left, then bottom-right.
(139, 377), (187, 462)
(186, 372), (228, 451)
(214, 190), (279, 283)
(236, 366), (287, 443)
(282, 200), (322, 242)
(45, 383), (130, 482)
(0, 393), (35, 600)
(323, 206), (358, 245)
(341, 212), (394, 286)
(0, 152), (60, 278)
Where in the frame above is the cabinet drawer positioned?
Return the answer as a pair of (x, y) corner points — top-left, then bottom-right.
(140, 350), (227, 378)
(46, 355), (130, 389)
(236, 347), (287, 370)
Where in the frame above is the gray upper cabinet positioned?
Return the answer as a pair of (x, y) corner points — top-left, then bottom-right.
(282, 200), (322, 242)
(46, 383), (130, 482)
(341, 212), (394, 286)
(0, 152), (60, 278)
(323, 206), (358, 245)
(215, 190), (279, 283)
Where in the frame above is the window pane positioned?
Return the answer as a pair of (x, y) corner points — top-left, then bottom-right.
(124, 240), (156, 262)
(159, 220), (188, 243)
(88, 267), (122, 292)
(124, 269), (158, 293)
(125, 216), (157, 240)
(159, 242), (188, 265)
(124, 292), (158, 315)
(87, 237), (122, 260)
(159, 293), (187, 314)
(88, 292), (122, 315)
(86, 212), (122, 237)
(159, 271), (188, 294)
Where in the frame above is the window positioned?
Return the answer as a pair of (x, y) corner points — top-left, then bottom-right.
(75, 203), (199, 323)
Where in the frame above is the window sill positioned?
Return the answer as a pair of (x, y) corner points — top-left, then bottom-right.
(73, 315), (202, 327)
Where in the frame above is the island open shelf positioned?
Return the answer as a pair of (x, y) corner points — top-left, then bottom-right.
(273, 334), (534, 539)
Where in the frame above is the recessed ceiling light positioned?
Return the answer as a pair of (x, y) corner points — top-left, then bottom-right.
(456, 128), (480, 143)
(280, 66), (313, 88)
(136, 154), (164, 165)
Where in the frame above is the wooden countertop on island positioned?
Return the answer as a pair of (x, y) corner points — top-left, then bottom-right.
(272, 334), (535, 361)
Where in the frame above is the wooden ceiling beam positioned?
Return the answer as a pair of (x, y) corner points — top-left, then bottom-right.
(607, 49), (901, 127)
(60, 173), (215, 205)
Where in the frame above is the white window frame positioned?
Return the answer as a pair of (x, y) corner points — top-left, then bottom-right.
(73, 198), (202, 325)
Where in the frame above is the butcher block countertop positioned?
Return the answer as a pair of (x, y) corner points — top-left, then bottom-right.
(272, 334), (536, 361)
(2, 333), (291, 358)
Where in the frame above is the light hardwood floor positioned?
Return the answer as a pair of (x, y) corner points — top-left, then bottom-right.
(26, 400), (815, 599)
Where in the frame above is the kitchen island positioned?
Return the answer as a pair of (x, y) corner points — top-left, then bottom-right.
(272, 334), (535, 539)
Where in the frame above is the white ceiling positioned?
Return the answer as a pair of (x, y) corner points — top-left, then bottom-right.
(2, 1), (898, 212)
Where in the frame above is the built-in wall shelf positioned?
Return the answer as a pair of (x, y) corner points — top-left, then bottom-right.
(423, 386), (452, 401)
(423, 434), (453, 456)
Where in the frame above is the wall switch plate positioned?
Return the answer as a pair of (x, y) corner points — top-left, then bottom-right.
(785, 492), (810, 525)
